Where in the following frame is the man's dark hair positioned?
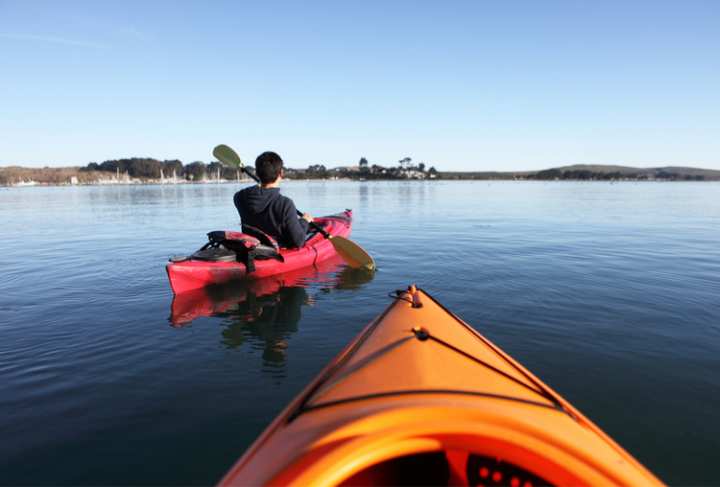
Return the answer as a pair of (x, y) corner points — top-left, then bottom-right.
(255, 151), (284, 184)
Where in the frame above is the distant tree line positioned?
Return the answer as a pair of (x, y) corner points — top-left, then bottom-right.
(76, 158), (713, 182)
(0, 166), (106, 186)
(81, 158), (242, 180)
(77, 156), (442, 182)
(529, 168), (706, 181)
(6, 158), (718, 186)
(277, 157), (438, 180)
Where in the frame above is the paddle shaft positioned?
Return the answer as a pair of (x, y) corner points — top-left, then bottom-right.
(239, 166), (331, 239)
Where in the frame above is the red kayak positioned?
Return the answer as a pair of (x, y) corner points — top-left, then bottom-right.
(166, 210), (352, 294)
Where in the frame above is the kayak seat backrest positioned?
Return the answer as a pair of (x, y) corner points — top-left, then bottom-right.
(205, 230), (283, 272)
(208, 230), (262, 250)
(240, 224), (280, 251)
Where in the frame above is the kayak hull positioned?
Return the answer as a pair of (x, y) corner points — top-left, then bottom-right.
(166, 211), (352, 294)
(219, 286), (664, 487)
(169, 253), (347, 326)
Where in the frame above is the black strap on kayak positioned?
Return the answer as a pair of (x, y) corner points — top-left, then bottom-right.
(388, 289), (414, 304)
(416, 289), (576, 419)
(287, 288), (576, 423)
(286, 302), (397, 423)
(297, 389), (562, 417)
(297, 327), (570, 419)
(410, 326), (568, 415)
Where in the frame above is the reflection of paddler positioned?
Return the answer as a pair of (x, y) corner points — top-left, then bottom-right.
(220, 286), (307, 364)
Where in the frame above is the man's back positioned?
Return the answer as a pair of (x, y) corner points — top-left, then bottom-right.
(234, 185), (309, 249)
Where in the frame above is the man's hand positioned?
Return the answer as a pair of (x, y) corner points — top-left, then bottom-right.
(302, 213), (313, 223)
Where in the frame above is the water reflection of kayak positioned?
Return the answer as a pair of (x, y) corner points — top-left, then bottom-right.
(169, 254), (367, 326)
(166, 211), (352, 294)
(169, 256), (374, 367)
(218, 286), (664, 486)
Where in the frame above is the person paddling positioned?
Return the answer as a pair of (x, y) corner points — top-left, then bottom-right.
(234, 151), (313, 248)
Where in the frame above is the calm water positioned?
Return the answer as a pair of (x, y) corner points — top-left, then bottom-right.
(1, 181), (719, 485)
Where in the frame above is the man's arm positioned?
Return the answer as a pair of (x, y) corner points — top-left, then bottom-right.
(283, 199), (310, 248)
(233, 190), (244, 219)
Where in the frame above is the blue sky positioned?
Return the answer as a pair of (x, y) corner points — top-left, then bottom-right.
(1, 0), (719, 170)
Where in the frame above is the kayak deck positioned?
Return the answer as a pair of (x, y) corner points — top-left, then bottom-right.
(219, 286), (664, 486)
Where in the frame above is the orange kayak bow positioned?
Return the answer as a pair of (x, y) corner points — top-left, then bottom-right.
(220, 286), (664, 486)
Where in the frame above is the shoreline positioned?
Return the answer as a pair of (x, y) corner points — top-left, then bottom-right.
(3, 162), (719, 186)
(4, 177), (719, 188)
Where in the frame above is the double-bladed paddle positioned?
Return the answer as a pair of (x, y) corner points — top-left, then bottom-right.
(213, 144), (375, 271)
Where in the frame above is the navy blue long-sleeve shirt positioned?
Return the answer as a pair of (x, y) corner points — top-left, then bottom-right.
(233, 186), (309, 248)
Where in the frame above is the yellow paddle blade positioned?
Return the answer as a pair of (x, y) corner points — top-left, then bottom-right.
(330, 236), (375, 271)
